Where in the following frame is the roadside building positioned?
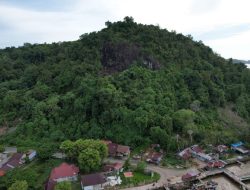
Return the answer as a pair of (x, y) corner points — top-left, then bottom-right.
(216, 145), (228, 153)
(116, 145), (130, 157)
(182, 171), (200, 182)
(25, 150), (37, 161)
(146, 152), (163, 165)
(103, 162), (123, 174)
(231, 142), (249, 154)
(206, 160), (226, 169)
(45, 162), (79, 190)
(104, 141), (130, 158)
(178, 148), (192, 160)
(81, 173), (107, 190)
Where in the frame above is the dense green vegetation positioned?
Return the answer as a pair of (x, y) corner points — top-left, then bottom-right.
(60, 139), (107, 172)
(0, 17), (250, 153)
(0, 159), (62, 190)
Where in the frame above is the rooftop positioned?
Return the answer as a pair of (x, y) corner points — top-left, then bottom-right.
(49, 162), (79, 180)
(81, 173), (106, 186)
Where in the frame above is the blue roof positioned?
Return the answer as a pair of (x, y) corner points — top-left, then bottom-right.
(231, 141), (243, 148)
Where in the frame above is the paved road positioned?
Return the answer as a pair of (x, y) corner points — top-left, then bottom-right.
(105, 158), (189, 190)
(122, 165), (189, 190)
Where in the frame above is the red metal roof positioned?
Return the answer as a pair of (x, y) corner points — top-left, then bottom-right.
(207, 161), (225, 168)
(49, 163), (79, 180)
(191, 145), (203, 153)
(124, 172), (133, 178)
(0, 170), (5, 176)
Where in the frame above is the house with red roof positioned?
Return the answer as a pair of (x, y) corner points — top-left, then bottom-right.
(182, 171), (200, 181)
(103, 141), (130, 158)
(45, 163), (79, 190)
(178, 148), (192, 160)
(206, 160), (226, 169)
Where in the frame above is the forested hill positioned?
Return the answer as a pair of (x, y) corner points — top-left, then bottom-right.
(1, 17), (250, 151)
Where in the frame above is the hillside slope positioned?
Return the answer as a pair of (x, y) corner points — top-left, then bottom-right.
(0, 17), (250, 150)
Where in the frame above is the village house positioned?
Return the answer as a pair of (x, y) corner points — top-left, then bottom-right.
(81, 173), (107, 190)
(206, 160), (226, 169)
(178, 148), (192, 160)
(0, 153), (24, 175)
(45, 163), (79, 190)
(103, 162), (123, 174)
(190, 145), (213, 162)
(182, 171), (200, 182)
(146, 152), (163, 165)
(231, 142), (249, 154)
(216, 145), (228, 153)
(26, 149), (37, 161)
(116, 145), (130, 157)
(103, 140), (130, 158)
(178, 145), (213, 162)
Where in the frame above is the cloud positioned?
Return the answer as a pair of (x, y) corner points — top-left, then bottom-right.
(0, 0), (249, 59)
(195, 23), (250, 41)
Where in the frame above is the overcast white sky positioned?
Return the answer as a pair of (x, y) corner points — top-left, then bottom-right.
(0, 0), (249, 60)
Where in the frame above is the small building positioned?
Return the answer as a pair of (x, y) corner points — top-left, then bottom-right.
(216, 145), (228, 153)
(146, 152), (163, 165)
(178, 148), (192, 160)
(0, 153), (24, 176)
(45, 163), (79, 190)
(123, 172), (133, 178)
(103, 162), (123, 174)
(182, 171), (200, 182)
(105, 141), (130, 157)
(49, 162), (79, 182)
(190, 145), (203, 154)
(0, 170), (5, 177)
(206, 160), (226, 169)
(231, 142), (249, 154)
(52, 152), (66, 159)
(81, 173), (107, 190)
(194, 152), (213, 162)
(3, 147), (17, 154)
(26, 150), (37, 161)
(116, 145), (130, 157)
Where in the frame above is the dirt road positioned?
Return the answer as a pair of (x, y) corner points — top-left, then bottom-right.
(105, 158), (190, 190)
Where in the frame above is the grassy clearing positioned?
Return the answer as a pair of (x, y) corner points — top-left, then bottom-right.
(119, 171), (160, 188)
(162, 155), (186, 168)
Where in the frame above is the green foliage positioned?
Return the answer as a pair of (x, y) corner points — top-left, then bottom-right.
(55, 181), (72, 190)
(0, 144), (4, 152)
(60, 139), (107, 173)
(173, 109), (195, 132)
(8, 180), (28, 190)
(78, 148), (101, 173)
(0, 17), (250, 154)
(37, 144), (54, 160)
(124, 158), (131, 170)
(136, 161), (147, 173)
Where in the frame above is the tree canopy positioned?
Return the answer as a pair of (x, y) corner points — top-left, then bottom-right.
(0, 17), (250, 151)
